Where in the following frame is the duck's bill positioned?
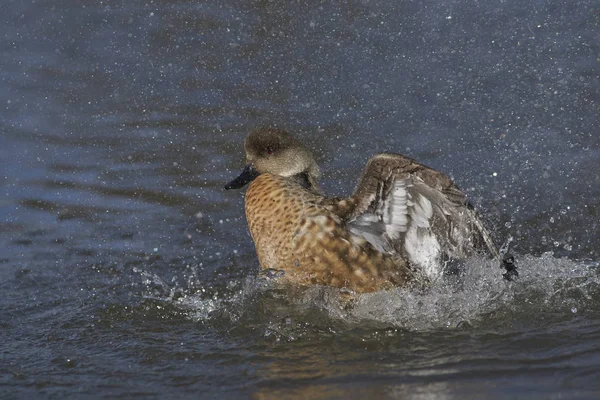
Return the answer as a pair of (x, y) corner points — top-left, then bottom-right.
(224, 163), (260, 190)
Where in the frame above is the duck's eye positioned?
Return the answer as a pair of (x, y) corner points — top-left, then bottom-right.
(266, 147), (273, 155)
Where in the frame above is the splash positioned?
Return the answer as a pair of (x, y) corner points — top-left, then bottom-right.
(134, 253), (600, 333)
(349, 253), (600, 330)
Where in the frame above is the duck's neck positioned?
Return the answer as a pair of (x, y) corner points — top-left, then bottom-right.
(290, 172), (322, 195)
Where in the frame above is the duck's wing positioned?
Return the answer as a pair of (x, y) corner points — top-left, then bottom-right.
(345, 153), (498, 280)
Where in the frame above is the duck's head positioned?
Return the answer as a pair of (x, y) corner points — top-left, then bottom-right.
(225, 128), (321, 191)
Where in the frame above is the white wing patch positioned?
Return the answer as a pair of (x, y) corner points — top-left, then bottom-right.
(348, 212), (387, 254)
(383, 180), (410, 240)
(385, 180), (442, 280)
(403, 193), (442, 281)
(349, 179), (444, 281)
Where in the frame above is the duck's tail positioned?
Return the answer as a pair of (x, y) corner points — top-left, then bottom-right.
(499, 236), (518, 281)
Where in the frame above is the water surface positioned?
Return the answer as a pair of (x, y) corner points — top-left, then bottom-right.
(2, 0), (599, 398)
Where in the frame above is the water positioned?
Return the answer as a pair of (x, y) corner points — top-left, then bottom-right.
(1, 0), (599, 398)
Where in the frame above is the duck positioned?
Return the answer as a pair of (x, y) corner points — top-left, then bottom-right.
(225, 127), (509, 293)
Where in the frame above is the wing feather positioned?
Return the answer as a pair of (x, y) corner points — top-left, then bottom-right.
(346, 152), (498, 280)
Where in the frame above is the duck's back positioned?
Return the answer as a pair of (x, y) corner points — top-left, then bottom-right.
(244, 173), (411, 292)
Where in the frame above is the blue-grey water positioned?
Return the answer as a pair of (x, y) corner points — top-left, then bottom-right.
(2, 0), (600, 398)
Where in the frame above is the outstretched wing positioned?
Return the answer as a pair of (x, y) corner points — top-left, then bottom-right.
(346, 153), (498, 280)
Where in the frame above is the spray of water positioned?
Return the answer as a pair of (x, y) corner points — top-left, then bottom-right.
(135, 253), (600, 335)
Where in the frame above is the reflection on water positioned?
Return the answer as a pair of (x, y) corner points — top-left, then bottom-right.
(1, 0), (599, 398)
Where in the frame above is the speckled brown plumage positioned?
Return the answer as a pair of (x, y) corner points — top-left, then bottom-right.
(245, 173), (411, 293)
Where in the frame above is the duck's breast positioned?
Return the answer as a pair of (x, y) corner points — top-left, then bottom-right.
(245, 174), (313, 269)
